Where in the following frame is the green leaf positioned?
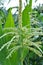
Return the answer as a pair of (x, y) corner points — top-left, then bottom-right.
(0, 24), (11, 65)
(22, 5), (31, 28)
(0, 20), (3, 36)
(22, 0), (32, 28)
(4, 9), (15, 28)
(29, 0), (32, 11)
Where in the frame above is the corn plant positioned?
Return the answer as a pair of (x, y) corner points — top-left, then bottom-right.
(0, 0), (43, 65)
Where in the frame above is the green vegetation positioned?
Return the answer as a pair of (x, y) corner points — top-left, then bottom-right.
(0, 0), (43, 65)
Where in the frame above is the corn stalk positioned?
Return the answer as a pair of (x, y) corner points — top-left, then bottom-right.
(19, 0), (22, 28)
(19, 0), (23, 65)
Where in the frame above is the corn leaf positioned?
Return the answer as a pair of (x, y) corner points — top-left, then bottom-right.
(4, 9), (15, 28)
(22, 0), (32, 28)
(0, 20), (3, 36)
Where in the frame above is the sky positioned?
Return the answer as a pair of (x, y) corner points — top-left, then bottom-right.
(2, 0), (43, 14)
(32, 0), (43, 8)
(3, 0), (43, 9)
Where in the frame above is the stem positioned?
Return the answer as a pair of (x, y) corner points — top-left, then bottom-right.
(19, 0), (22, 28)
(21, 57), (23, 65)
(20, 35), (23, 65)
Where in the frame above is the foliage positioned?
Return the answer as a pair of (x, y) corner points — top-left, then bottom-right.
(0, 0), (43, 65)
(4, 9), (15, 28)
(0, 8), (7, 27)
